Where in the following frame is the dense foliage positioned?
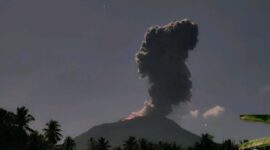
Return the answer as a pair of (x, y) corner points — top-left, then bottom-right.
(0, 106), (250, 150)
(87, 136), (238, 150)
(0, 107), (75, 150)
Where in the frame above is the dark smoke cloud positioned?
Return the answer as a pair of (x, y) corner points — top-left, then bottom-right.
(135, 19), (199, 117)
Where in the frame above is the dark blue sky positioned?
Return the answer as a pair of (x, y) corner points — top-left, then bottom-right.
(0, 0), (269, 142)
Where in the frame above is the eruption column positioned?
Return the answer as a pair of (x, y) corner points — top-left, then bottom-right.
(131, 19), (199, 118)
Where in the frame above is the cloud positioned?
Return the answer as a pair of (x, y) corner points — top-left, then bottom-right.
(181, 108), (199, 119)
(189, 109), (199, 118)
(203, 105), (225, 118)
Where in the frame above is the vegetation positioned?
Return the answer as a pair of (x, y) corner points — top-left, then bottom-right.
(0, 106), (262, 150)
(15, 106), (35, 133)
(43, 120), (63, 146)
(0, 107), (73, 150)
(63, 136), (76, 150)
(239, 114), (270, 149)
(84, 135), (239, 150)
(240, 114), (270, 124)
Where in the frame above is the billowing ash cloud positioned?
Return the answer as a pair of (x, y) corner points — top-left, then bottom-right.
(133, 19), (199, 117)
(124, 100), (154, 120)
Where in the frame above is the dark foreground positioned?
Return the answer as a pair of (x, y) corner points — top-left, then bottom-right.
(1, 106), (265, 150)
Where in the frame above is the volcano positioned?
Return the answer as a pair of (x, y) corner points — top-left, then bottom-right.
(74, 116), (200, 150)
(75, 19), (200, 150)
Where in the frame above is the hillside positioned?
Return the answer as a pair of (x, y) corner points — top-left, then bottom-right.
(74, 116), (200, 150)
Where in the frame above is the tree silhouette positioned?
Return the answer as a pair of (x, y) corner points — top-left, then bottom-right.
(27, 131), (47, 150)
(87, 137), (97, 150)
(0, 108), (15, 126)
(0, 107), (36, 150)
(15, 107), (35, 150)
(96, 137), (111, 150)
(0, 108), (17, 150)
(220, 139), (237, 150)
(123, 136), (139, 150)
(15, 106), (35, 133)
(0, 106), (246, 150)
(156, 141), (171, 150)
(146, 142), (156, 150)
(43, 120), (63, 146)
(138, 138), (148, 150)
(63, 136), (76, 150)
(192, 133), (216, 150)
(171, 142), (184, 150)
(112, 146), (122, 150)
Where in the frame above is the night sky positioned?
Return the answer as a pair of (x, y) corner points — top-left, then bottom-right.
(0, 0), (270, 142)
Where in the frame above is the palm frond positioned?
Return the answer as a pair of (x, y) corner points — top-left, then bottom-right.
(238, 137), (270, 150)
(240, 114), (270, 124)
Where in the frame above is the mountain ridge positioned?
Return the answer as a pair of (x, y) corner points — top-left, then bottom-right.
(74, 116), (200, 150)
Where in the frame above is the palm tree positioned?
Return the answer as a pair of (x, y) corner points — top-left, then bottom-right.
(192, 133), (216, 150)
(240, 114), (270, 124)
(220, 139), (237, 150)
(123, 136), (139, 150)
(96, 137), (111, 150)
(27, 131), (47, 150)
(63, 136), (76, 150)
(0, 108), (15, 126)
(15, 106), (35, 133)
(87, 137), (97, 150)
(43, 120), (63, 146)
(138, 138), (148, 150)
(0, 108), (18, 150)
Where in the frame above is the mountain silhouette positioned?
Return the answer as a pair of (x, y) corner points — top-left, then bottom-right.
(74, 116), (200, 150)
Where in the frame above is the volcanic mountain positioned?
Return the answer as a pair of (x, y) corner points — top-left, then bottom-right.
(74, 116), (200, 150)
(75, 19), (200, 150)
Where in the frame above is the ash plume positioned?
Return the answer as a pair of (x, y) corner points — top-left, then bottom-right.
(124, 100), (154, 120)
(129, 19), (199, 118)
